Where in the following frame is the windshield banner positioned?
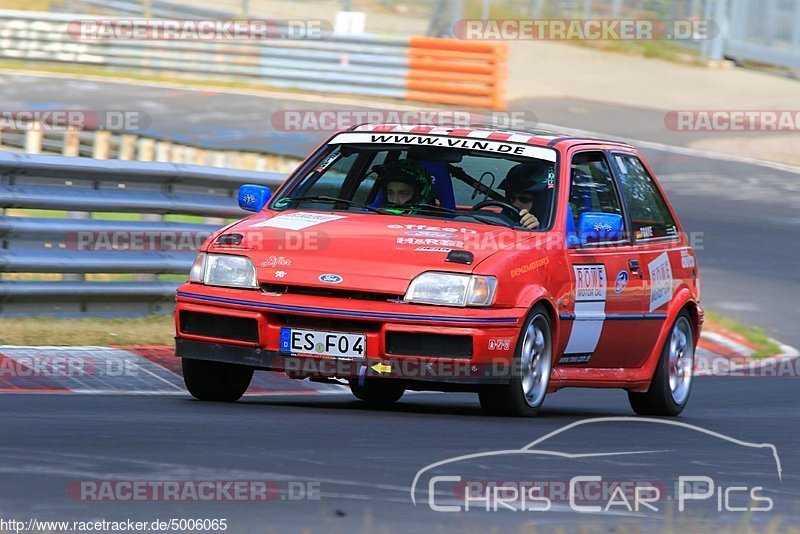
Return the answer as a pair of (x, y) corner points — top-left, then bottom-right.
(331, 132), (557, 162)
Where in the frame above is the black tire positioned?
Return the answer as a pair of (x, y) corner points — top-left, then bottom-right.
(628, 311), (695, 416)
(182, 358), (253, 402)
(348, 378), (404, 405)
(478, 305), (553, 417)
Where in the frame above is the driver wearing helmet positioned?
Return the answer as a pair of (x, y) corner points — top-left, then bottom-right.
(499, 161), (552, 229)
(376, 159), (434, 212)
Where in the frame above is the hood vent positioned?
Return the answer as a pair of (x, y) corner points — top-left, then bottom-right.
(445, 250), (474, 265)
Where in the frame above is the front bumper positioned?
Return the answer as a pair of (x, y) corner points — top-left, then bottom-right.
(174, 284), (527, 385)
(175, 338), (513, 385)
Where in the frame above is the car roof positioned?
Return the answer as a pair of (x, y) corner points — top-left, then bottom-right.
(347, 123), (637, 151)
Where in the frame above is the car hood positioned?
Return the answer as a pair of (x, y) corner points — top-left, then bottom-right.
(208, 210), (538, 294)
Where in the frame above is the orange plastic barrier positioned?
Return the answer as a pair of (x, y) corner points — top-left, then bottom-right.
(406, 36), (507, 110)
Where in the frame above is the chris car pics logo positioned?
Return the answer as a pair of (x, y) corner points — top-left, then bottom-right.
(411, 418), (780, 514)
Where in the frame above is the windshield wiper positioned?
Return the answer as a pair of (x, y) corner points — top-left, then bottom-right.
(282, 197), (515, 227)
(412, 203), (512, 228)
(281, 195), (387, 214)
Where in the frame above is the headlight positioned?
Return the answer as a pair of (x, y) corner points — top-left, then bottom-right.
(188, 252), (258, 289)
(404, 272), (497, 307)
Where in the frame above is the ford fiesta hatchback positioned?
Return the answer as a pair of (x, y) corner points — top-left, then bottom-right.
(175, 123), (702, 417)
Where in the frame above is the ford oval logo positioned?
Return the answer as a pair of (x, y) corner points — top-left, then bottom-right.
(319, 274), (343, 284)
(614, 270), (629, 293)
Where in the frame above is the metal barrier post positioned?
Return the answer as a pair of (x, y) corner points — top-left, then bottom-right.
(119, 135), (138, 160)
(63, 129), (81, 157)
(709, 0), (729, 62)
(137, 138), (155, 162)
(25, 128), (43, 154)
(92, 131), (111, 160)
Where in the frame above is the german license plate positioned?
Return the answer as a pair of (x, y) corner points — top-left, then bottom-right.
(279, 328), (366, 359)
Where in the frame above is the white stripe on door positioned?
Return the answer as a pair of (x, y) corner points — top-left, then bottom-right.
(564, 264), (608, 355)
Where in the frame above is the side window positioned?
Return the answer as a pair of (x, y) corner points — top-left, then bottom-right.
(614, 154), (677, 240)
(570, 152), (623, 217)
(567, 152), (624, 246)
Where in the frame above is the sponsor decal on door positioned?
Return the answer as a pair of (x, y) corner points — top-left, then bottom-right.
(648, 252), (673, 312)
(564, 264), (607, 357)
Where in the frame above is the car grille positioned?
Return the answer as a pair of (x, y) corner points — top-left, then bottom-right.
(179, 311), (259, 343)
(261, 283), (402, 302)
(386, 332), (473, 359)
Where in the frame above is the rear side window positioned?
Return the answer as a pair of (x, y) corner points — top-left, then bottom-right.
(614, 155), (678, 240)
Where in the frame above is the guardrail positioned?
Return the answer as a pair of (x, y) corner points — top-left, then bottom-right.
(0, 10), (507, 109)
(0, 152), (285, 316)
(0, 125), (302, 172)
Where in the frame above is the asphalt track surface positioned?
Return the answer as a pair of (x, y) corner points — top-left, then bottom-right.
(1, 378), (798, 532)
(1, 73), (799, 532)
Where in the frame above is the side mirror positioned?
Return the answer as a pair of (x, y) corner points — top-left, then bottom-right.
(576, 212), (623, 245)
(238, 184), (272, 212)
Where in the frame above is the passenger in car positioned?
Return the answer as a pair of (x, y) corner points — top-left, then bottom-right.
(376, 160), (434, 211)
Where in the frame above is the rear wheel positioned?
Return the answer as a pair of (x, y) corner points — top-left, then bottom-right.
(479, 306), (552, 417)
(182, 358), (253, 402)
(628, 311), (695, 416)
(349, 378), (404, 405)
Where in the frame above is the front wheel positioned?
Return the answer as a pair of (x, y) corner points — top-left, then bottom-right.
(182, 358), (253, 402)
(628, 311), (695, 416)
(479, 306), (553, 417)
(348, 378), (404, 405)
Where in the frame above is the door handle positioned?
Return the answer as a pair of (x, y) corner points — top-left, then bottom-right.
(628, 259), (640, 273)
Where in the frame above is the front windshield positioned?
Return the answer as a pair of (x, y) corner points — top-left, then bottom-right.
(271, 135), (558, 230)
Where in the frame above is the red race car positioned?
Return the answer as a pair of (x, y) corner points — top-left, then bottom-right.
(175, 123), (702, 417)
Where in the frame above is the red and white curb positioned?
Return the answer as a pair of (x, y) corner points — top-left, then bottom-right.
(0, 345), (346, 395)
(695, 337), (800, 377)
(695, 321), (800, 377)
(1, 327), (797, 394)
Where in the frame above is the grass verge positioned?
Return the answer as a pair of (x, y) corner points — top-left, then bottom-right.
(0, 315), (174, 346)
(705, 310), (782, 359)
(571, 39), (706, 65)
